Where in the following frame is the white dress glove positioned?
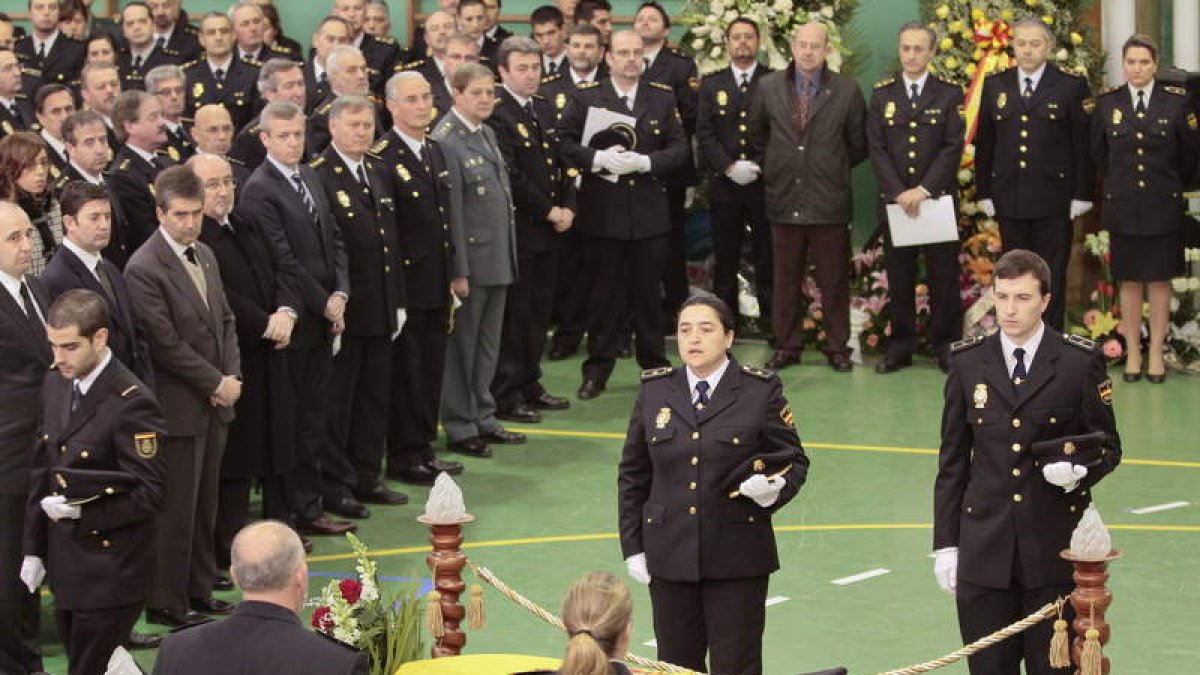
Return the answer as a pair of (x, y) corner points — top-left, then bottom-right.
(1069, 199), (1093, 219)
(738, 474), (782, 507)
(726, 160), (762, 186)
(1042, 461), (1087, 492)
(391, 308), (408, 341)
(591, 147), (625, 174)
(40, 494), (81, 521)
(19, 556), (45, 594)
(625, 553), (650, 585)
(977, 198), (996, 218)
(933, 547), (958, 594)
(609, 150), (649, 175)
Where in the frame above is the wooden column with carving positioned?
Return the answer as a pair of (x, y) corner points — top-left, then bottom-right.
(420, 514), (474, 658)
(1061, 549), (1122, 675)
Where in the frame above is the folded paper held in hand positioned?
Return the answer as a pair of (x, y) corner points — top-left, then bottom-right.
(886, 195), (959, 247)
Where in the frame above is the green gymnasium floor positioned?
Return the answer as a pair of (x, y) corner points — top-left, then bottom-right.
(38, 341), (1200, 675)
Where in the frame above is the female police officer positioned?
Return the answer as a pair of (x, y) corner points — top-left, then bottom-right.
(617, 295), (809, 675)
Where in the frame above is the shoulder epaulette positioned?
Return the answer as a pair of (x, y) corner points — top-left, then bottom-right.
(246, 123), (261, 134)
(316, 101), (333, 115)
(873, 76), (895, 89)
(1098, 84), (1123, 96)
(541, 72), (562, 84)
(1063, 333), (1096, 351)
(402, 59), (426, 71)
(120, 385), (138, 398)
(951, 335), (985, 353)
(369, 138), (390, 155)
(162, 47), (180, 57)
(243, 56), (263, 67)
(647, 81), (673, 92)
(22, 66), (43, 77)
(267, 43), (293, 54)
(308, 156), (326, 169)
(118, 158), (131, 171)
(181, 59), (200, 70)
(183, 24), (200, 35)
(577, 80), (601, 89)
(741, 365), (775, 380)
(640, 366), (674, 381)
(374, 35), (396, 45)
(531, 92), (545, 100)
(226, 156), (245, 167)
(1165, 85), (1187, 96)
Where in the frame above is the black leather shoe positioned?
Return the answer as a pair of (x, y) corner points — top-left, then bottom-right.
(578, 379), (604, 400)
(764, 352), (800, 371)
(1123, 370), (1142, 383)
(547, 345), (576, 360)
(481, 428), (526, 444)
(213, 574), (234, 592)
(296, 516), (357, 536)
(387, 463), (438, 485)
(126, 631), (163, 650)
(428, 457), (464, 475)
(355, 483), (409, 505)
(874, 355), (912, 374)
(829, 353), (853, 372)
(326, 495), (370, 519)
(190, 596), (234, 615)
(495, 405), (542, 423)
(1147, 371), (1166, 384)
(146, 607), (208, 628)
(529, 392), (570, 410)
(447, 437), (492, 457)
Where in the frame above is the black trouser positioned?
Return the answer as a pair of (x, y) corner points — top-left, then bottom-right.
(285, 343), (354, 523)
(330, 334), (393, 489)
(998, 216), (1072, 330)
(56, 602), (141, 675)
(957, 577), (1073, 675)
(582, 234), (670, 384)
(711, 192), (773, 323)
(551, 230), (588, 353)
(662, 185), (690, 317)
(215, 473), (286, 569)
(0, 493), (41, 674)
(493, 247), (559, 411)
(649, 576), (769, 675)
(882, 237), (962, 360)
(387, 306), (449, 471)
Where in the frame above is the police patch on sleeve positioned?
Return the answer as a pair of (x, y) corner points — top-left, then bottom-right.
(1097, 378), (1113, 406)
(780, 404), (794, 427)
(134, 432), (158, 459)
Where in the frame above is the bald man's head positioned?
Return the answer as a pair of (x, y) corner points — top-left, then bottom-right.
(191, 104), (235, 155)
(0, 201), (35, 278)
(230, 521), (307, 605)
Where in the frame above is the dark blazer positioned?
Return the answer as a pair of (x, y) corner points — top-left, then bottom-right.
(310, 148), (406, 336)
(867, 73), (965, 202)
(1092, 82), (1200, 237)
(0, 276), (52, 494)
(40, 245), (154, 383)
(116, 44), (185, 91)
(107, 146), (177, 267)
(162, 121), (196, 164)
(697, 64), (772, 203)
(123, 231), (241, 436)
(152, 600), (369, 675)
(974, 64), (1095, 219)
(358, 33), (402, 95)
(183, 57), (262, 132)
(23, 358), (166, 611)
(618, 361), (809, 582)
(537, 66), (608, 126)
(641, 45), (699, 187)
(229, 113), (268, 171)
(935, 329), (1121, 589)
(302, 59), (332, 114)
(236, 160), (349, 348)
(162, 23), (203, 64)
(14, 33), (86, 97)
(368, 130), (458, 311)
(557, 79), (689, 240)
(0, 96), (35, 138)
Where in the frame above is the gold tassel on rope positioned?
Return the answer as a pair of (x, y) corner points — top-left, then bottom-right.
(1079, 628), (1103, 675)
(466, 584), (486, 630)
(1048, 599), (1070, 668)
(425, 590), (445, 638)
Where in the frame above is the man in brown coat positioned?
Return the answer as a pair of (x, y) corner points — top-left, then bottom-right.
(750, 22), (867, 372)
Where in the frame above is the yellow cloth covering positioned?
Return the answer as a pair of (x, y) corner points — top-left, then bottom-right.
(396, 654), (561, 674)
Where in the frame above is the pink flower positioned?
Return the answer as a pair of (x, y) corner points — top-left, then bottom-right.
(1082, 309), (1100, 329)
(866, 334), (879, 347)
(1102, 339), (1123, 359)
(312, 606), (334, 631)
(884, 322), (892, 336)
(339, 578), (362, 605)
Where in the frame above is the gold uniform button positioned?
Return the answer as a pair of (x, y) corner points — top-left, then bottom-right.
(628, 179), (636, 186)
(1019, 160), (1027, 169)
(60, 445), (67, 454)
(966, 506), (973, 514)
(732, 437), (740, 445)
(907, 150), (917, 159)
(382, 246), (390, 253)
(907, 166), (917, 175)
(1019, 145), (1027, 153)
(1012, 494), (1023, 503)
(1138, 180), (1146, 188)
(1012, 468), (1021, 477)
(689, 482), (696, 490)
(385, 265), (391, 273)
(102, 540), (111, 548)
(1012, 443), (1021, 452)
(691, 432), (699, 440)
(691, 456), (699, 465)
(378, 228), (385, 235)
(1137, 165), (1145, 172)
(1070, 505), (1077, 513)
(1136, 147), (1144, 155)
(1020, 130), (1028, 138)
(1136, 131), (1144, 139)
(748, 516), (755, 523)
(80, 450), (89, 459)
(739, 111), (746, 118)
(688, 506), (697, 515)
(1020, 114), (1029, 122)
(646, 518), (652, 523)
(908, 135), (917, 144)
(90, 530), (99, 535)
(909, 121), (917, 128)
(738, 124), (747, 132)
(1012, 418), (1021, 428)
(1049, 417), (1057, 424)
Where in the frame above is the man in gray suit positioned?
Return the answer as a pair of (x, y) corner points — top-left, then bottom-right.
(124, 166), (242, 629)
(432, 62), (524, 458)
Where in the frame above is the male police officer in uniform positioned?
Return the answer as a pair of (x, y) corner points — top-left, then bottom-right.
(867, 22), (964, 373)
(934, 250), (1121, 675)
(14, 0), (86, 97)
(22, 289), (167, 675)
(184, 12), (262, 133)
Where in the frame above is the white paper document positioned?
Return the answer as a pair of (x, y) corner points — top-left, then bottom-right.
(886, 195), (959, 247)
(583, 106), (638, 183)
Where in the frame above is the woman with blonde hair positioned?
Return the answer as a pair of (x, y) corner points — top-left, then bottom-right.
(559, 571), (634, 675)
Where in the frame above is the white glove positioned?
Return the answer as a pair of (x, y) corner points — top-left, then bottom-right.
(591, 147), (625, 174)
(40, 494), (81, 521)
(625, 553), (650, 585)
(1042, 461), (1087, 492)
(726, 160), (761, 186)
(738, 473), (782, 508)
(933, 547), (958, 594)
(977, 198), (996, 218)
(19, 556), (45, 594)
(1069, 199), (1093, 219)
(609, 150), (648, 175)
(391, 308), (408, 341)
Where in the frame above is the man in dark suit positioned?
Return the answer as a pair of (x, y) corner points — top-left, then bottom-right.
(148, 0), (201, 64)
(14, 0), (86, 98)
(456, 0), (494, 73)
(481, 0), (513, 66)
(303, 16), (353, 114)
(237, 100), (363, 533)
(373, 71), (465, 485)
(230, 58), (309, 171)
(866, 22), (964, 374)
(34, 83), (75, 177)
(153, 521), (369, 675)
(0, 49), (34, 139)
(974, 18), (1095, 331)
(331, 0), (401, 96)
(696, 18), (773, 331)
(124, 166), (242, 629)
(557, 29), (688, 399)
(184, 12), (261, 134)
(311, 95), (409, 507)
(42, 181), (153, 383)
(488, 36), (574, 423)
(116, 2), (185, 91)
(22, 288), (166, 675)
(58, 109), (110, 190)
(0, 201), (51, 675)
(935, 250), (1121, 675)
(109, 90), (176, 269)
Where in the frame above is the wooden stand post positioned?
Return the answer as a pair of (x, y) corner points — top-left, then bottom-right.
(1061, 549), (1121, 675)
(420, 514), (474, 658)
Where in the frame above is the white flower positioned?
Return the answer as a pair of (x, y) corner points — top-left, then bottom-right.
(960, 201), (977, 216)
(820, 4), (835, 18)
(711, 0), (726, 14)
(772, 0), (792, 13)
(724, 9), (738, 21)
(958, 169), (973, 184)
(692, 38), (704, 49)
(1055, 48), (1069, 61)
(1172, 277), (1189, 293)
(827, 49), (843, 72)
(691, 25), (711, 37)
(710, 45), (723, 58)
(1189, 277), (1200, 291)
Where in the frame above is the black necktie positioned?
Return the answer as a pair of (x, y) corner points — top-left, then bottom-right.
(70, 381), (83, 413)
(319, 71), (329, 86)
(95, 260), (117, 301)
(214, 68), (225, 85)
(739, 73), (750, 94)
(134, 54), (144, 69)
(546, 59), (557, 76)
(19, 281), (44, 337)
(643, 57), (651, 70)
(418, 142), (432, 175)
(694, 380), (710, 416)
(1135, 90), (1146, 115)
(621, 95), (632, 112)
(37, 43), (46, 60)
(291, 171), (318, 221)
(356, 163), (374, 205)
(1012, 347), (1028, 393)
(1023, 76), (1033, 98)
(155, 36), (166, 52)
(909, 82), (919, 106)
(183, 246), (198, 265)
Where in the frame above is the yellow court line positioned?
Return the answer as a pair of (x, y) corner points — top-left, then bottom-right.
(512, 427), (1200, 468)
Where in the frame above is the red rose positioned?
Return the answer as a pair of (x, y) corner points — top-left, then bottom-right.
(312, 605), (334, 631)
(339, 578), (362, 605)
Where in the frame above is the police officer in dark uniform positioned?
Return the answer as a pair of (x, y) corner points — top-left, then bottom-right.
(372, 71), (465, 484)
(867, 22), (964, 373)
(696, 18), (773, 332)
(14, 0), (86, 98)
(150, 0), (202, 64)
(934, 250), (1121, 675)
(558, 29), (688, 399)
(107, 90), (176, 268)
(330, 0), (401, 96)
(304, 16), (354, 114)
(22, 289), (167, 675)
(619, 295), (808, 675)
(116, 2), (184, 92)
(306, 46), (387, 160)
(0, 53), (34, 138)
(184, 12), (262, 134)
(974, 18), (1094, 331)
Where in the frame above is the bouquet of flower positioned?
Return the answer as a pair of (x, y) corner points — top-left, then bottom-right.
(310, 533), (425, 675)
(1167, 246), (1200, 372)
(1068, 231), (1125, 362)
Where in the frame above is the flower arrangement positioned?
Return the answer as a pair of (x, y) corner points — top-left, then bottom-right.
(1167, 246), (1200, 373)
(678, 0), (860, 75)
(310, 533), (425, 675)
(1071, 231), (1124, 362)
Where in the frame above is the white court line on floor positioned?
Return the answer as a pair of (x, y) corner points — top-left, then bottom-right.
(1129, 501), (1190, 515)
(831, 568), (891, 586)
(643, 639), (657, 647)
(765, 596), (789, 607)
